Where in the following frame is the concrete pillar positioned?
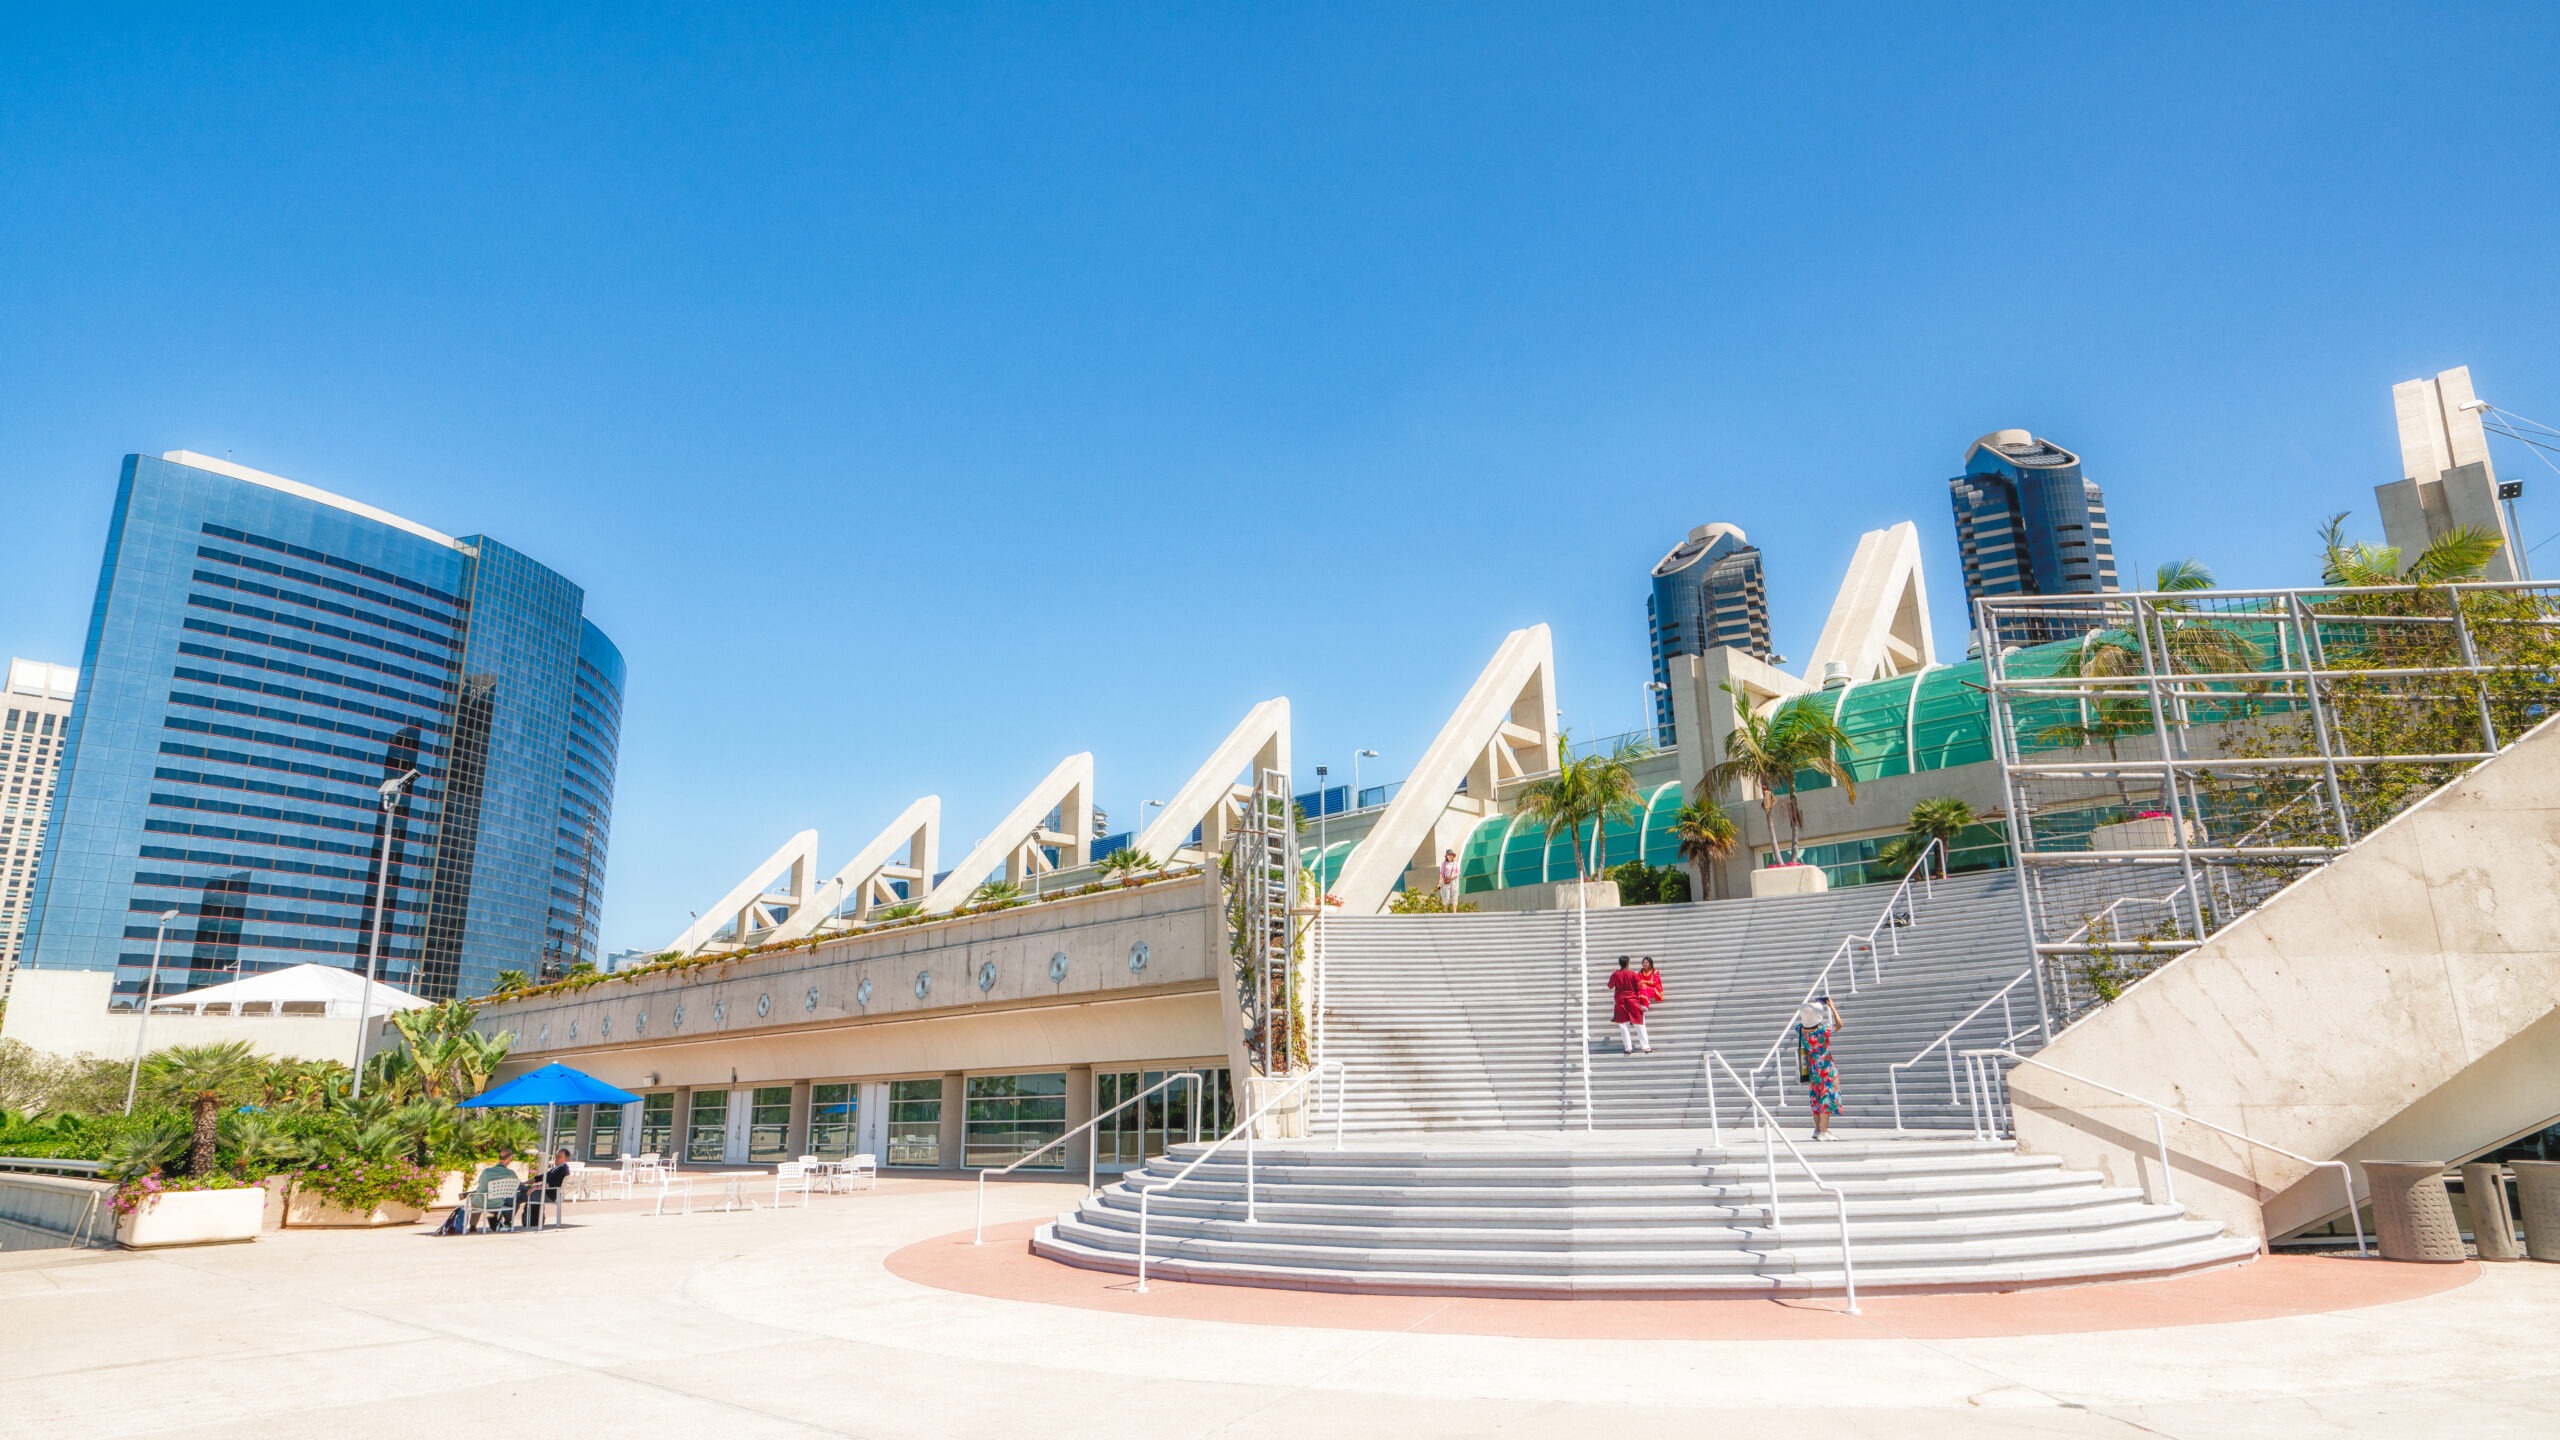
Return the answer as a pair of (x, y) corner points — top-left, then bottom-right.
(938, 1072), (966, 1171)
(670, 1087), (693, 1163)
(787, 1081), (812, 1160)
(1063, 1064), (1094, 1177)
(2512, 1160), (2560, 1262)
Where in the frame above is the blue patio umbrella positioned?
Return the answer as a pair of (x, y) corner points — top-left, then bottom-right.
(460, 1063), (644, 1183)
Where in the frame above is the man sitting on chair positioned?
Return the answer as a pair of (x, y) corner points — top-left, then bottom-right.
(470, 1150), (521, 1232)
(518, 1148), (572, 1228)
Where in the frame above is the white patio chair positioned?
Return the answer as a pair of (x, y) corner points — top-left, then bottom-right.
(650, 1172), (694, 1217)
(772, 1161), (813, 1209)
(465, 1176), (521, 1232)
(836, 1153), (878, 1193)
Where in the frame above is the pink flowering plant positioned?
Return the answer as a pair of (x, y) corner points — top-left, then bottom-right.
(295, 1156), (440, 1213)
(109, 1171), (248, 1217)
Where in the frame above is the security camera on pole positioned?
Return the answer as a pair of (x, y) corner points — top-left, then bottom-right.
(351, 769), (418, 1099)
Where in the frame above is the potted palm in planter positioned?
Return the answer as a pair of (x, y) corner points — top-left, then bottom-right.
(1098, 847), (1157, 888)
(110, 1044), (266, 1248)
(1707, 684), (1857, 896)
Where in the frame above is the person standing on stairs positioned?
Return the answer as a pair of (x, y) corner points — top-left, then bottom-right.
(1609, 956), (1654, 1053)
(1438, 849), (1460, 907)
(1637, 957), (1664, 1021)
(1795, 994), (1845, 1138)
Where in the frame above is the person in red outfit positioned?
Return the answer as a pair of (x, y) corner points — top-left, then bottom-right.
(1608, 955), (1653, 1054)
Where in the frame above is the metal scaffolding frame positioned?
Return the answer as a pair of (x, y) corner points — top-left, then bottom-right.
(1982, 578), (2560, 1030)
(1230, 767), (1302, 1076)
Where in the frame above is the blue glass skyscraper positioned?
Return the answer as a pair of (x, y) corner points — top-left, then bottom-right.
(22, 452), (624, 1004)
(1646, 523), (1770, 743)
(1949, 429), (2119, 646)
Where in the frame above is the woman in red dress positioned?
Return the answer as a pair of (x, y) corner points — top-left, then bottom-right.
(1608, 956), (1653, 1054)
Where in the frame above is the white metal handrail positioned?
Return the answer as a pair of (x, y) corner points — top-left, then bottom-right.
(1700, 1050), (1860, 1313)
(1745, 837), (1943, 1107)
(1887, 965), (2035, 1130)
(1133, 1060), (1347, 1293)
(975, 1070), (1203, 1243)
(1960, 1047), (2367, 1256)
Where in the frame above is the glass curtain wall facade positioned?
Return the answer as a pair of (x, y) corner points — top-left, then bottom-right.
(1949, 430), (2119, 648)
(21, 453), (622, 1005)
(1648, 524), (1771, 743)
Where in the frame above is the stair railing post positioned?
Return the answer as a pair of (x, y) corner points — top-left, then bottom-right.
(1246, 1112), (1258, 1223)
(1135, 1190), (1152, 1293)
(1705, 1056), (1721, 1147)
(2150, 1106), (2176, 1207)
(1763, 1124), (1782, 1234)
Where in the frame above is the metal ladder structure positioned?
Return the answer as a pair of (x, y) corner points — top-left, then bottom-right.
(1231, 767), (1299, 1074)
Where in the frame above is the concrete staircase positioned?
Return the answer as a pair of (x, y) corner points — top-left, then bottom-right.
(1318, 870), (2047, 1133)
(1032, 1129), (2259, 1295)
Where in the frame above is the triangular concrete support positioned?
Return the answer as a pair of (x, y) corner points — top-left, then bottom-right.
(1136, 698), (1291, 864)
(767, 796), (942, 943)
(1804, 521), (1936, 684)
(919, 753), (1096, 914)
(665, 829), (819, 956)
(1329, 626), (1557, 915)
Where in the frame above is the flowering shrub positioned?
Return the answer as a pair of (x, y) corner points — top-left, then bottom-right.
(110, 1172), (249, 1216)
(2132, 810), (2169, 820)
(295, 1156), (440, 1213)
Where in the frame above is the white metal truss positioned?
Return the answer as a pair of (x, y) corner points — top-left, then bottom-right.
(918, 752), (1096, 914)
(664, 828), (819, 956)
(1329, 625), (1558, 914)
(1134, 698), (1291, 865)
(1803, 521), (1937, 684)
(766, 796), (942, 943)
(1230, 767), (1298, 1074)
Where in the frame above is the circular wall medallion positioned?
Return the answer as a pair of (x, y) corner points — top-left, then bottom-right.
(537, 1024), (549, 1044)
(856, 976), (874, 1007)
(671, 1003), (684, 1029)
(713, 1000), (726, 1023)
(599, 1015), (610, 1038)
(977, 960), (998, 992)
(1128, 940), (1151, 973)
(805, 986), (820, 1012)
(634, 1010), (647, 1035)
(757, 993), (772, 1017)
(914, 970), (933, 1000)
(567, 1021), (578, 1041)
(1049, 950), (1071, 983)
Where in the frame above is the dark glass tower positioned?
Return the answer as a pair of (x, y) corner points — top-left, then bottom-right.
(1647, 523), (1770, 743)
(1949, 429), (2119, 646)
(21, 452), (623, 1004)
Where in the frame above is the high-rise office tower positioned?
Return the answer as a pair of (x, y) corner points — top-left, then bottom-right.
(1949, 429), (2119, 646)
(1, 659), (78, 996)
(21, 451), (625, 1007)
(1647, 523), (1771, 742)
(2378, 366), (2523, 582)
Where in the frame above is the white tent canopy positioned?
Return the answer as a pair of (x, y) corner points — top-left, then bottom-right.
(146, 963), (429, 1020)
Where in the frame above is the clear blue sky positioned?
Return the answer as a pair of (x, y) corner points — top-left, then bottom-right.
(6, 5), (2558, 954)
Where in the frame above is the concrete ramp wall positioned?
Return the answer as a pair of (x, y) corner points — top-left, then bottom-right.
(2010, 713), (2560, 1241)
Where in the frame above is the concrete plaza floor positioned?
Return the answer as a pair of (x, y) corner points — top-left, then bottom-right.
(5, 1175), (2558, 1439)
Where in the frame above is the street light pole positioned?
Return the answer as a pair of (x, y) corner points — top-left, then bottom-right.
(1354, 749), (1378, 809)
(1313, 765), (1330, 899)
(122, 908), (183, 1116)
(351, 769), (418, 1099)
(1643, 679), (1670, 745)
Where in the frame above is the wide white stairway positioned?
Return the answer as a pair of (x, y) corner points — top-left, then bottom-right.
(1032, 1129), (2259, 1295)
(1319, 870), (2047, 1133)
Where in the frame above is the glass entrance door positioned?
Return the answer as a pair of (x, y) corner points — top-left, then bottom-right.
(1094, 1068), (1232, 1170)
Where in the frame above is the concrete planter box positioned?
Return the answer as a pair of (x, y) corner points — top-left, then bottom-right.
(1750, 866), (1830, 898)
(283, 1182), (424, 1229)
(115, 1185), (264, 1249)
(2091, 817), (2202, 852)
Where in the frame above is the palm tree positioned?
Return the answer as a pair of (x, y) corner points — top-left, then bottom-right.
(968, 878), (1026, 910)
(2154, 558), (2215, 593)
(2319, 512), (2503, 586)
(1705, 684), (1857, 863)
(1098, 848), (1157, 886)
(1510, 734), (1644, 883)
(490, 969), (530, 995)
(1904, 796), (1977, 873)
(1669, 796), (1738, 900)
(143, 1041), (264, 1176)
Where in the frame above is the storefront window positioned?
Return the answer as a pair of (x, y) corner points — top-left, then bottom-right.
(589, 1102), (623, 1161)
(809, 1084), (856, 1159)
(637, 1093), (674, 1158)
(965, 1072), (1068, 1169)
(886, 1079), (943, 1167)
(748, 1086), (792, 1162)
(687, 1089), (729, 1164)
(1095, 1068), (1232, 1167)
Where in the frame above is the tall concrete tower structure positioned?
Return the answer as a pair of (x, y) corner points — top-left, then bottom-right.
(2378, 366), (2522, 582)
(1949, 429), (2119, 647)
(1, 659), (77, 997)
(1646, 523), (1770, 743)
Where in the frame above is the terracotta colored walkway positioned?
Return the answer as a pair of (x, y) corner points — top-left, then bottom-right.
(889, 1218), (2479, 1340)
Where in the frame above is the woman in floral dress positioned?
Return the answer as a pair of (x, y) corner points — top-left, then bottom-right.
(1795, 995), (1845, 1139)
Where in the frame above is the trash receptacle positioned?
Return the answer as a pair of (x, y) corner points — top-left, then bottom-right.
(2513, 1160), (2560, 1263)
(2459, 1162), (2523, 1261)
(2362, 1161), (2465, 1263)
